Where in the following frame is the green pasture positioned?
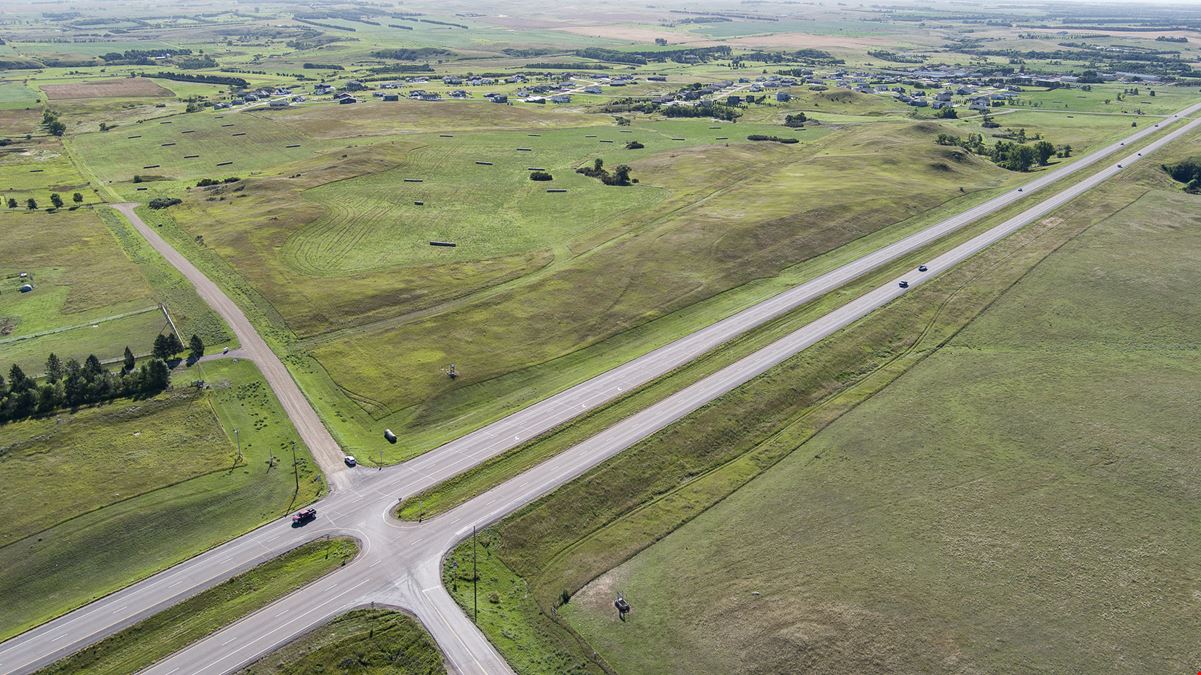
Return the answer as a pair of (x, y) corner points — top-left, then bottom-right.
(0, 358), (323, 641)
(0, 308), (167, 375)
(0, 81), (39, 110)
(563, 184), (1201, 674)
(303, 119), (1008, 449)
(0, 208), (158, 337)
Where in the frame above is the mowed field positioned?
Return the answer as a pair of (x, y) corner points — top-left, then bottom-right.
(88, 98), (1051, 458)
(559, 158), (1201, 672)
(0, 208), (158, 337)
(0, 206), (227, 373)
(62, 66), (1198, 466)
(299, 118), (1013, 450)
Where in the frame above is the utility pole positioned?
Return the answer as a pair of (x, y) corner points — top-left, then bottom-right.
(473, 525), (478, 623)
(234, 428), (241, 465)
(291, 440), (299, 493)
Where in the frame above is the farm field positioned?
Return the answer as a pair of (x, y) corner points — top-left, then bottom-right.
(239, 609), (445, 675)
(550, 147), (1201, 672)
(109, 107), (1028, 451)
(0, 358), (324, 642)
(59, 72), (1180, 461)
(0, 206), (228, 371)
(41, 77), (174, 100)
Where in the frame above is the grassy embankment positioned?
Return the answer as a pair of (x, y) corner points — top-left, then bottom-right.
(43, 538), (358, 675)
(239, 609), (445, 675)
(441, 133), (1201, 672)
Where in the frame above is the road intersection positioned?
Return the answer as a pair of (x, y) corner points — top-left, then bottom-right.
(3, 102), (1200, 675)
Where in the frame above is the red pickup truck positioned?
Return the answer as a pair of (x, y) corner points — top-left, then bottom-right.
(292, 508), (317, 526)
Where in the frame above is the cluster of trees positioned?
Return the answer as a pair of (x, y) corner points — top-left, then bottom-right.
(6, 192), (83, 210)
(738, 49), (842, 65)
(577, 46), (732, 65)
(936, 132), (1067, 172)
(867, 49), (927, 64)
(1162, 158), (1201, 192)
(529, 171), (553, 181)
(525, 62), (610, 71)
(100, 48), (192, 65)
(747, 134), (799, 144)
(0, 350), (171, 425)
(302, 63), (344, 70)
(175, 55), (219, 70)
(784, 113), (807, 127)
(662, 101), (741, 121)
(575, 48), (646, 65)
(293, 17), (356, 32)
(42, 110), (65, 137)
(196, 177), (240, 187)
(148, 197), (182, 209)
(625, 140), (644, 149)
(576, 158), (635, 186)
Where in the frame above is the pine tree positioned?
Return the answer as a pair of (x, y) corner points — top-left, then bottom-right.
(8, 364), (31, 392)
(166, 332), (185, 356)
(123, 346), (136, 372)
(45, 352), (63, 382)
(144, 359), (171, 391)
(189, 334), (205, 361)
(152, 334), (172, 360)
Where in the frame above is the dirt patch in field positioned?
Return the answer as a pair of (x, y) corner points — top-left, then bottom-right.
(41, 78), (173, 100)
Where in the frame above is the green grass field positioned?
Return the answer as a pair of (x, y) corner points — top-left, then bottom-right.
(554, 149), (1201, 673)
(0, 205), (230, 371)
(0, 358), (324, 641)
(239, 609), (445, 675)
(441, 132), (1201, 672)
(44, 537), (359, 675)
(0, 207), (159, 337)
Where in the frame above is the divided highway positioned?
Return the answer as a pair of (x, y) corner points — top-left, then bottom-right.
(3, 102), (1199, 675)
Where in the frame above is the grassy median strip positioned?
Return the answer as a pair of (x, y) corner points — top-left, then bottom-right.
(239, 609), (445, 674)
(41, 537), (358, 675)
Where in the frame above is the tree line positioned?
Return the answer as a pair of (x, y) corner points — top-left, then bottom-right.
(6, 192), (84, 210)
(0, 333), (206, 425)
